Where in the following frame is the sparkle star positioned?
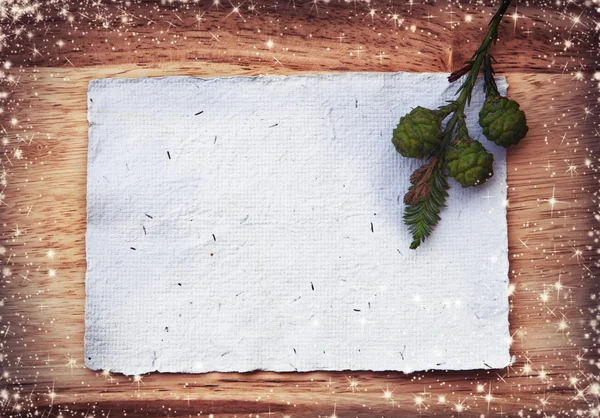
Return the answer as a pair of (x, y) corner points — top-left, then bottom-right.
(225, 2), (244, 20)
(485, 385), (494, 412)
(382, 386), (394, 404)
(521, 362), (533, 375)
(554, 274), (565, 299)
(557, 315), (569, 332)
(195, 12), (206, 27)
(64, 355), (77, 373)
(133, 374), (145, 388)
(453, 397), (466, 413)
(538, 393), (550, 409)
(540, 186), (563, 216)
(366, 8), (378, 21)
(346, 376), (359, 393)
(413, 393), (426, 412)
(388, 12), (404, 27)
(538, 367), (549, 383)
(571, 246), (584, 262)
(565, 160), (578, 177)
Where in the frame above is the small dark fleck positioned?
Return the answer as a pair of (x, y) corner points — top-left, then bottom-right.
(221, 351), (230, 357)
(293, 348), (297, 355)
(269, 123), (278, 128)
(210, 253), (214, 256)
(214, 136), (217, 144)
(353, 309), (361, 312)
(145, 214), (153, 219)
(368, 302), (371, 309)
(143, 226), (147, 235)
(483, 362), (492, 369)
(126, 163), (129, 171)
(195, 110), (204, 115)
(167, 151), (171, 159)
(178, 283), (181, 286)
(212, 233), (216, 241)
(311, 282), (314, 291)
(130, 247), (136, 250)
(90, 98), (93, 103)
(165, 327), (169, 332)
(355, 99), (358, 108)
(370, 222), (374, 233)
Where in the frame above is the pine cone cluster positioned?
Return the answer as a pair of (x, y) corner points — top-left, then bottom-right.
(392, 94), (527, 190)
(479, 96), (528, 147)
(392, 0), (529, 249)
(392, 107), (442, 159)
(446, 139), (494, 187)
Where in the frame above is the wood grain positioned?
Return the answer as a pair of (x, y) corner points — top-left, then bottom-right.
(0, 1), (598, 417)
(2, 1), (595, 73)
(1, 64), (595, 417)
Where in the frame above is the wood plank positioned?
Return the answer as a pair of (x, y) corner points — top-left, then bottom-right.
(3, 1), (594, 73)
(0, 64), (596, 417)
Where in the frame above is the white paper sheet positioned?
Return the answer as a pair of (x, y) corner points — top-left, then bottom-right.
(85, 73), (510, 375)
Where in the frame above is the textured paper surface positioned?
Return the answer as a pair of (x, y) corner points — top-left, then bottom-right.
(85, 73), (510, 375)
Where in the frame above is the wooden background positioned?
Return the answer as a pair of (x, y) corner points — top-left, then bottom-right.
(0, 1), (598, 416)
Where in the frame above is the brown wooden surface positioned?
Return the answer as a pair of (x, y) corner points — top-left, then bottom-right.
(0, 1), (598, 417)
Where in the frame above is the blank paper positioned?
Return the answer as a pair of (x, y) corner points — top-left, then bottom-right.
(85, 73), (510, 375)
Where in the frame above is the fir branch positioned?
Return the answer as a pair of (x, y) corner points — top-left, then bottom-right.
(400, 0), (516, 249)
(448, 0), (512, 106)
(483, 54), (499, 97)
(403, 158), (449, 249)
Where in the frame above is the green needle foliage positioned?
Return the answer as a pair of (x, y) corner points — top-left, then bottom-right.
(403, 158), (449, 250)
(394, 0), (529, 249)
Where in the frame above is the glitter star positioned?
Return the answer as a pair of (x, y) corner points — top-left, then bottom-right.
(382, 386), (394, 404)
(225, 2), (244, 20)
(565, 160), (578, 177)
(540, 186), (563, 216)
(346, 376), (359, 393)
(570, 246), (584, 262)
(64, 355), (77, 373)
(133, 374), (145, 388)
(485, 385), (494, 412)
(195, 12), (206, 27)
(388, 12), (403, 28)
(365, 8), (378, 22)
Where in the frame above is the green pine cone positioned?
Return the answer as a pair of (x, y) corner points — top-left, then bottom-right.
(392, 106), (442, 159)
(478, 96), (528, 147)
(446, 139), (494, 187)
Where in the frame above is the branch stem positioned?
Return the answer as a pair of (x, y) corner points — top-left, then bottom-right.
(438, 0), (513, 152)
